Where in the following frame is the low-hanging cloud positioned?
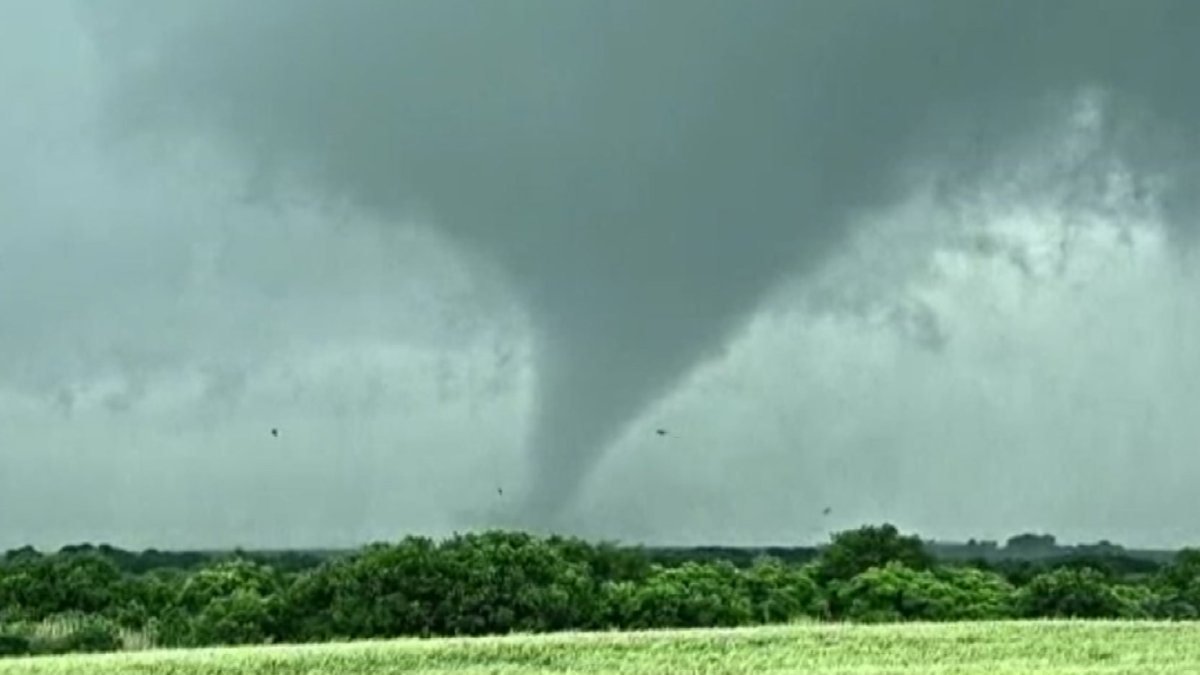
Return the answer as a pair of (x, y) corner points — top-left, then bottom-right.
(72, 0), (1200, 528)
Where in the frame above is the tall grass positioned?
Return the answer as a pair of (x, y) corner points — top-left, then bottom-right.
(3, 621), (1200, 674)
(0, 615), (154, 655)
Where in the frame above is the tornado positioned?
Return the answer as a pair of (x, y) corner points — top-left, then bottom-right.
(79, 0), (1200, 525)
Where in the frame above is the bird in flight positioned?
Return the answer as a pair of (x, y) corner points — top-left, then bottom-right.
(656, 429), (668, 436)
(270, 428), (279, 438)
(497, 487), (504, 497)
(822, 507), (832, 516)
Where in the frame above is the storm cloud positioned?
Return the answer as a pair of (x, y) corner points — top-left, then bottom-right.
(1, 1), (1199, 548)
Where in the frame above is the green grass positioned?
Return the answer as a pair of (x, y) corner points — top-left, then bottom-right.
(2, 616), (153, 653)
(3, 621), (1200, 674)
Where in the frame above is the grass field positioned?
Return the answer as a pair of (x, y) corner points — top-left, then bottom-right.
(3, 621), (1200, 674)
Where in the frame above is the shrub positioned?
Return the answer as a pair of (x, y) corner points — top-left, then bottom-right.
(5, 614), (125, 656)
(0, 633), (32, 657)
(435, 531), (601, 635)
(934, 565), (1017, 619)
(186, 589), (277, 646)
(1013, 567), (1139, 619)
(53, 615), (122, 654)
(174, 559), (282, 614)
(612, 562), (753, 629)
(743, 557), (824, 623)
(831, 562), (1014, 622)
(1148, 548), (1200, 619)
(814, 524), (933, 585)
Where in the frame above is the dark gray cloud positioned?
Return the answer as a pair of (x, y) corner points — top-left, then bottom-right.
(0, 1), (531, 549)
(3, 1), (1200, 550)
(76, 0), (1200, 524)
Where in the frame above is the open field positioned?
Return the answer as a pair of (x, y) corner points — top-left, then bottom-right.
(3, 621), (1200, 675)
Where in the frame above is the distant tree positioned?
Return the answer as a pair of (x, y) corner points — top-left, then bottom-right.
(435, 531), (600, 634)
(173, 559), (282, 614)
(1146, 548), (1200, 619)
(273, 568), (336, 642)
(1005, 533), (1058, 554)
(1013, 567), (1140, 619)
(548, 536), (650, 584)
(0, 552), (126, 621)
(0, 527), (1187, 654)
(153, 559), (285, 647)
(47, 615), (123, 654)
(0, 632), (32, 657)
(2, 547), (40, 564)
(115, 568), (186, 629)
(742, 557), (824, 623)
(832, 562), (1014, 622)
(280, 538), (444, 640)
(833, 562), (934, 622)
(814, 524), (933, 585)
(186, 588), (278, 646)
(610, 562), (753, 629)
(1158, 549), (1200, 594)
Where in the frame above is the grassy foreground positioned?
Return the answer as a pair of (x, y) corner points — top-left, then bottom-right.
(3, 621), (1200, 675)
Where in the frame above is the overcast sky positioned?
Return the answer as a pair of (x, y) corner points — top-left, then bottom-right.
(2, 0), (1199, 551)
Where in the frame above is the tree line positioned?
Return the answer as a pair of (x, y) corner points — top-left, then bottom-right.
(2, 524), (1199, 657)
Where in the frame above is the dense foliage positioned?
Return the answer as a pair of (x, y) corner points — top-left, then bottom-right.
(2, 526), (1199, 656)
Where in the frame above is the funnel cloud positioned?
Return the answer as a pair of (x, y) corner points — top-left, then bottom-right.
(75, 0), (1200, 527)
(3, 1), (1200, 549)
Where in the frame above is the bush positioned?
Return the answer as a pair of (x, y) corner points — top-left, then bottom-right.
(53, 616), (122, 654)
(547, 537), (651, 584)
(435, 531), (601, 635)
(814, 524), (933, 585)
(1013, 567), (1141, 619)
(2, 615), (125, 656)
(934, 565), (1018, 619)
(1, 527), (1187, 650)
(1148, 548), (1200, 619)
(609, 562), (753, 629)
(1109, 583), (1158, 619)
(743, 557), (824, 623)
(147, 560), (286, 647)
(185, 589), (277, 646)
(116, 569), (186, 629)
(174, 559), (282, 614)
(0, 633), (32, 657)
(830, 562), (1015, 622)
(280, 532), (609, 641)
(281, 537), (456, 640)
(1144, 595), (1198, 620)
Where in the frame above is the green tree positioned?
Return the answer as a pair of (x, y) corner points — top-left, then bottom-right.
(48, 615), (123, 655)
(187, 588), (277, 646)
(934, 565), (1016, 619)
(156, 559), (284, 647)
(0, 633), (32, 657)
(435, 531), (600, 634)
(1013, 567), (1140, 619)
(814, 525), (933, 585)
(614, 562), (753, 629)
(284, 537), (449, 640)
(742, 557), (824, 623)
(547, 536), (650, 584)
(173, 559), (282, 614)
(832, 562), (1014, 622)
(1146, 548), (1200, 619)
(0, 552), (127, 621)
